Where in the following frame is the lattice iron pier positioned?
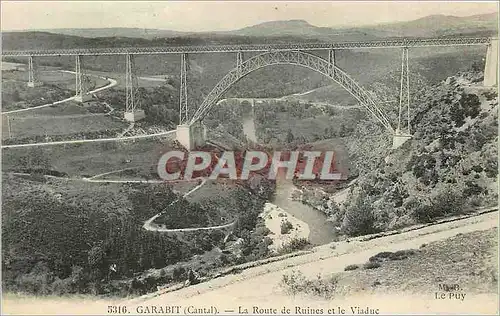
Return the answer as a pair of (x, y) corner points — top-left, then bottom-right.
(74, 55), (92, 102)
(8, 36), (496, 150)
(27, 56), (42, 88)
(124, 53), (145, 122)
(179, 53), (189, 124)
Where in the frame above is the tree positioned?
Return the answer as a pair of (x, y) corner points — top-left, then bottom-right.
(340, 190), (379, 237)
(88, 245), (106, 280)
(471, 60), (485, 72)
(11, 89), (21, 102)
(69, 265), (88, 293)
(280, 220), (293, 234)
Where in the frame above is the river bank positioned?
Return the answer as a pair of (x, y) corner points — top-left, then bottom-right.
(242, 110), (337, 247)
(260, 202), (310, 252)
(272, 181), (337, 245)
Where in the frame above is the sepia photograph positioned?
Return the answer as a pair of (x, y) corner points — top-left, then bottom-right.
(1, 1), (499, 315)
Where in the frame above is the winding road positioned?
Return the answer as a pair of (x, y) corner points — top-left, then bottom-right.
(127, 208), (498, 314)
(2, 207), (497, 316)
(141, 177), (235, 233)
(1, 129), (176, 148)
(2, 70), (177, 148)
(1, 71), (118, 115)
(2, 70), (498, 314)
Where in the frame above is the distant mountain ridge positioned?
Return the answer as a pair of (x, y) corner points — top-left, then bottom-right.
(29, 27), (192, 39)
(228, 12), (497, 39)
(364, 12), (499, 37)
(2, 12), (497, 52)
(7, 12), (497, 41)
(227, 19), (324, 36)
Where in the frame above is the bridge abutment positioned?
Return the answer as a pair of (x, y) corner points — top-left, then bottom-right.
(124, 110), (146, 122)
(74, 94), (93, 103)
(27, 81), (43, 88)
(27, 56), (42, 88)
(392, 130), (412, 149)
(484, 39), (498, 87)
(176, 122), (206, 150)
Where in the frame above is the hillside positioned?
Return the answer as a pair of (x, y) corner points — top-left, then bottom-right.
(230, 13), (497, 39)
(1, 31), (323, 52)
(294, 70), (498, 236)
(31, 28), (190, 39)
(7, 12), (497, 42)
(232, 19), (322, 36)
(1, 174), (275, 296)
(3, 210), (497, 314)
(226, 19), (379, 41)
(119, 210), (497, 315)
(279, 227), (498, 309)
(358, 12), (498, 37)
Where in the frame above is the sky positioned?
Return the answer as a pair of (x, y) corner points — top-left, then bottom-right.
(1, 1), (498, 32)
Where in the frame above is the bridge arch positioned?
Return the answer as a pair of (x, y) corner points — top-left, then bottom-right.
(189, 50), (394, 133)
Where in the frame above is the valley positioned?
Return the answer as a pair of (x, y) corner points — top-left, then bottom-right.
(1, 8), (498, 315)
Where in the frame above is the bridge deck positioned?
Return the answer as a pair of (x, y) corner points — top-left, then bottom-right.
(2, 37), (493, 56)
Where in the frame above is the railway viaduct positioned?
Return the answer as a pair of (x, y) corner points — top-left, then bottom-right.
(3, 37), (498, 150)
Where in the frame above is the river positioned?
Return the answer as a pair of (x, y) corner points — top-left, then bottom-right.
(242, 109), (336, 246)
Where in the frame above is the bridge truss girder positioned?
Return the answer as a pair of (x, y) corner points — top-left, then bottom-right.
(189, 50), (394, 133)
(3, 37), (492, 56)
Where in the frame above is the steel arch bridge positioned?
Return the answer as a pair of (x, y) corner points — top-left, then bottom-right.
(189, 50), (394, 133)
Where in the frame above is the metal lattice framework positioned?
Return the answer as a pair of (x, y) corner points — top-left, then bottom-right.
(125, 54), (140, 112)
(397, 47), (410, 134)
(179, 53), (189, 124)
(189, 50), (394, 133)
(28, 56), (38, 85)
(2, 37), (492, 56)
(236, 51), (244, 76)
(75, 55), (87, 99)
(328, 49), (336, 76)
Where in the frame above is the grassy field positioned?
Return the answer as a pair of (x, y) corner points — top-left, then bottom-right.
(2, 173), (201, 214)
(253, 99), (367, 147)
(2, 136), (177, 177)
(3, 113), (127, 140)
(1, 100), (126, 140)
(294, 46), (486, 104)
(1, 80), (73, 112)
(187, 179), (240, 204)
(85, 70), (171, 89)
(2, 173), (130, 211)
(2, 69), (108, 92)
(10, 102), (91, 116)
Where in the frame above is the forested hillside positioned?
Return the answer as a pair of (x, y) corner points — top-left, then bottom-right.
(2, 14), (497, 299)
(297, 70), (498, 236)
(1, 176), (275, 296)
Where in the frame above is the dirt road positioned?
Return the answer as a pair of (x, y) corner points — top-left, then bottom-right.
(1, 72), (117, 115)
(3, 211), (498, 315)
(1, 129), (175, 148)
(128, 210), (498, 314)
